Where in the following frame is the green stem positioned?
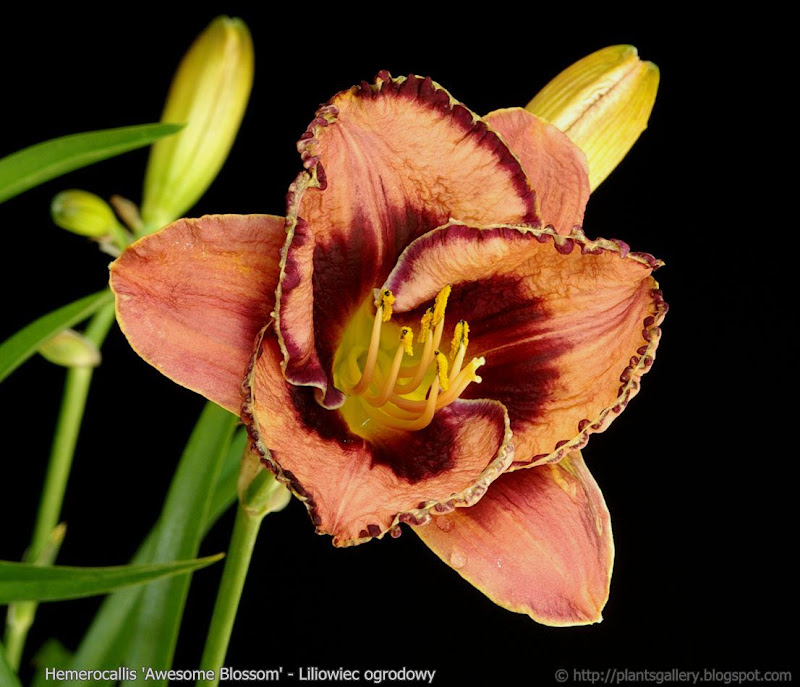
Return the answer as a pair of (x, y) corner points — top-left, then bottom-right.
(29, 300), (116, 559)
(197, 505), (263, 687)
(3, 299), (116, 671)
(109, 218), (133, 252)
(0, 638), (23, 687)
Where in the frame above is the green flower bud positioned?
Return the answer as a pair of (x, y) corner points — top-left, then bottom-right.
(141, 16), (254, 232)
(51, 190), (117, 238)
(238, 448), (291, 518)
(38, 329), (101, 368)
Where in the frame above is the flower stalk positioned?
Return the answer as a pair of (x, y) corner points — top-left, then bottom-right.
(3, 299), (116, 670)
(198, 452), (289, 686)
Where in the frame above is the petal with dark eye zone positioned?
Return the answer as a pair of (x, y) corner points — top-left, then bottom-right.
(243, 326), (515, 547)
(277, 72), (539, 408)
(384, 221), (666, 467)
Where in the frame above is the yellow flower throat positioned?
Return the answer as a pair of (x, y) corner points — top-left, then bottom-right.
(334, 285), (485, 434)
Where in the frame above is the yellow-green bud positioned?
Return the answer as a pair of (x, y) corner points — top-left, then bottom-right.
(51, 190), (117, 238)
(140, 16), (254, 232)
(38, 329), (101, 368)
(526, 45), (659, 191)
(238, 448), (291, 519)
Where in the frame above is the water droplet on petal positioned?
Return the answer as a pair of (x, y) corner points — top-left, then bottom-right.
(435, 515), (454, 532)
(449, 550), (467, 569)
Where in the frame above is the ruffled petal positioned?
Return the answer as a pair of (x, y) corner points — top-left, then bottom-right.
(111, 214), (285, 413)
(415, 451), (613, 626)
(383, 221), (667, 467)
(243, 326), (515, 547)
(485, 107), (590, 235)
(277, 72), (539, 408)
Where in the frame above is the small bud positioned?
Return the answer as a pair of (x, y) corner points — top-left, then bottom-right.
(110, 194), (143, 233)
(38, 329), (101, 368)
(51, 190), (118, 238)
(141, 16), (254, 232)
(238, 447), (291, 518)
(526, 45), (659, 191)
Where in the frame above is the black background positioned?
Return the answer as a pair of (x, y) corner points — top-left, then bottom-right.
(0, 7), (787, 686)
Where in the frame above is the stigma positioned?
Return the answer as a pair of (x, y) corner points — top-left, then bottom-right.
(344, 286), (484, 431)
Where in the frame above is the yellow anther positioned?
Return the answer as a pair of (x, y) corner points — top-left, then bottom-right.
(400, 327), (414, 356)
(418, 308), (433, 343)
(432, 284), (451, 326)
(449, 320), (469, 361)
(343, 285), (487, 433)
(379, 290), (396, 322)
(435, 351), (450, 391)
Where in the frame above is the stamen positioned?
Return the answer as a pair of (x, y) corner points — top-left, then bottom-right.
(434, 351), (450, 391)
(400, 326), (414, 356)
(367, 331), (411, 407)
(394, 308), (435, 392)
(343, 283), (485, 433)
(389, 357), (485, 413)
(432, 284), (451, 326)
(378, 289), (396, 322)
(369, 378), (441, 431)
(417, 308), (433, 343)
(449, 320), (469, 381)
(431, 311), (445, 354)
(350, 300), (386, 395)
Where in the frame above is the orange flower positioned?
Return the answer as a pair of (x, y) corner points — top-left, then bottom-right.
(111, 70), (665, 626)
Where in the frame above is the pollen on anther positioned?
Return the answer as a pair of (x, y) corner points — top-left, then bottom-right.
(400, 327), (414, 356)
(418, 308), (433, 343)
(435, 351), (450, 391)
(449, 320), (469, 360)
(432, 284), (451, 326)
(379, 290), (396, 322)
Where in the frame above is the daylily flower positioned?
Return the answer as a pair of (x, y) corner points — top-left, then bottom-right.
(111, 68), (666, 626)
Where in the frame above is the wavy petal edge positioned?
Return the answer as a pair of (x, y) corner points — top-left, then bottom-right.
(241, 325), (517, 546)
(274, 69), (539, 409)
(511, 224), (666, 468)
(384, 219), (667, 470)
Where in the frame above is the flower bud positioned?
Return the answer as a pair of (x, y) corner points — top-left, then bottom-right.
(140, 16), (254, 232)
(526, 45), (659, 191)
(51, 190), (118, 238)
(238, 447), (291, 518)
(38, 329), (101, 368)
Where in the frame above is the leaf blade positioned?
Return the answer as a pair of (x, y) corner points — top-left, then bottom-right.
(65, 429), (244, 684)
(0, 290), (113, 383)
(0, 555), (222, 604)
(0, 124), (182, 204)
(121, 403), (238, 685)
(0, 639), (23, 687)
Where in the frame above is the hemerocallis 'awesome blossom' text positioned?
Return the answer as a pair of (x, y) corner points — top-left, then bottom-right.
(110, 64), (666, 626)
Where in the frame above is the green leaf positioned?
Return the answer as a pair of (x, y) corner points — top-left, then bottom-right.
(208, 428), (247, 525)
(65, 428), (244, 685)
(0, 290), (113, 384)
(0, 639), (23, 687)
(32, 639), (73, 687)
(0, 555), (222, 604)
(0, 123), (182, 204)
(63, 538), (156, 687)
(121, 403), (237, 686)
